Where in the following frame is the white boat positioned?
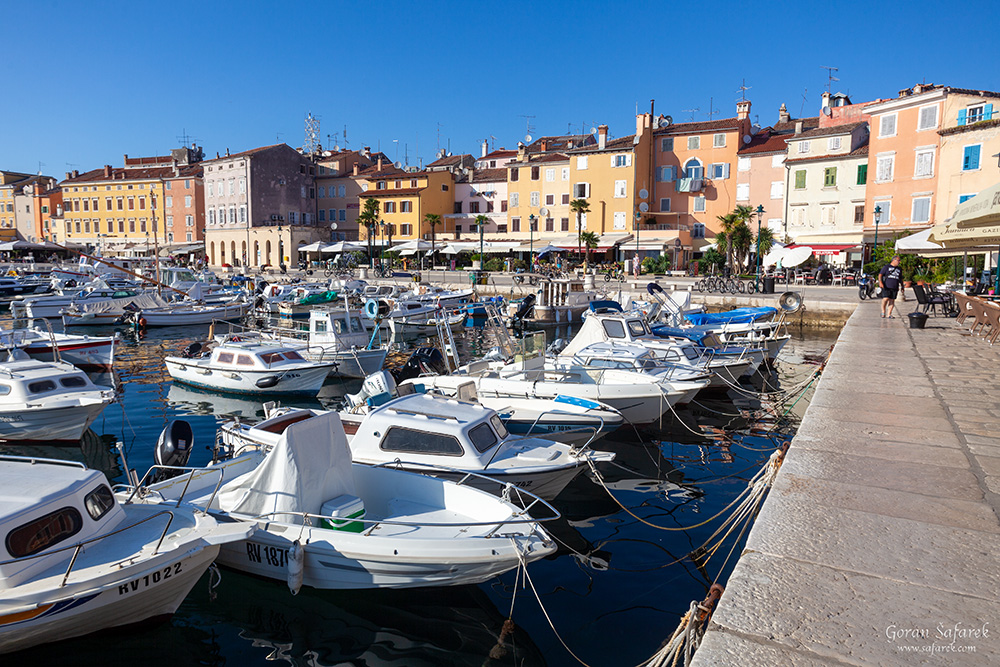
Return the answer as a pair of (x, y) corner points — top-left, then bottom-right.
(0, 455), (253, 654)
(250, 308), (388, 379)
(0, 326), (116, 370)
(144, 412), (557, 590)
(11, 283), (147, 319)
(398, 285), (475, 307)
(383, 300), (466, 336)
(60, 292), (173, 327)
(165, 337), (336, 396)
(561, 341), (717, 391)
(121, 299), (251, 327)
(0, 354), (115, 442)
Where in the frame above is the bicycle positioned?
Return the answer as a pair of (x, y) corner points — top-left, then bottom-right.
(603, 267), (625, 282)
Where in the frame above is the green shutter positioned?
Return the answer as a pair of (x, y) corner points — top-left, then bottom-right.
(856, 164), (867, 185)
(795, 170), (806, 189)
(824, 167), (837, 187)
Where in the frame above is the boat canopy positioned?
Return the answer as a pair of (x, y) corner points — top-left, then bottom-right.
(69, 292), (170, 315)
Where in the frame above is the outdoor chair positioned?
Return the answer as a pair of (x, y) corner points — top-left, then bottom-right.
(832, 271), (843, 286)
(984, 302), (1000, 345)
(954, 292), (973, 326)
(968, 297), (991, 337)
(794, 271), (805, 285)
(911, 284), (952, 316)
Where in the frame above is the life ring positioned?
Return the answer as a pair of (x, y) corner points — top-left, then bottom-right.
(364, 299), (380, 319)
(230, 335), (242, 342)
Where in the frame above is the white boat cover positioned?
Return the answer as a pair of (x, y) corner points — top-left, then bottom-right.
(69, 292), (171, 314)
(215, 412), (356, 521)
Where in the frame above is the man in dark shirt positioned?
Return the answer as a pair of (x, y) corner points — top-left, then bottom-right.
(879, 255), (903, 318)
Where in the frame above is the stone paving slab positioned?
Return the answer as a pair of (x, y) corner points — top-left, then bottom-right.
(693, 302), (1000, 665)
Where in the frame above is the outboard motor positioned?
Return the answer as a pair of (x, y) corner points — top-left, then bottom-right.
(153, 419), (194, 481)
(184, 342), (203, 358)
(346, 370), (398, 408)
(546, 338), (568, 356)
(392, 347), (449, 384)
(512, 293), (536, 324)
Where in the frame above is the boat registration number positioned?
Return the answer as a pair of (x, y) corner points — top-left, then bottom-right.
(118, 563), (182, 595)
(246, 542), (288, 568)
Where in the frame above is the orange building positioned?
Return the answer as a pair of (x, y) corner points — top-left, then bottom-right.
(353, 161), (456, 245)
(316, 148), (386, 241)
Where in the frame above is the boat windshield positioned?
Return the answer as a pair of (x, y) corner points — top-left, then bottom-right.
(6, 506), (83, 558)
(60, 376), (88, 388)
(602, 320), (626, 339)
(628, 320), (649, 336)
(490, 414), (509, 439)
(468, 422), (498, 453)
(379, 427), (463, 456)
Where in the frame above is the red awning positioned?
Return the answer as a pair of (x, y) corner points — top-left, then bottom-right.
(554, 245), (615, 252)
(786, 243), (861, 254)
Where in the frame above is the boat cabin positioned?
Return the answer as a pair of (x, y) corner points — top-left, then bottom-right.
(0, 359), (104, 404)
(307, 309), (370, 345)
(560, 312), (725, 357)
(352, 393), (512, 467)
(0, 458), (124, 587)
(208, 341), (310, 370)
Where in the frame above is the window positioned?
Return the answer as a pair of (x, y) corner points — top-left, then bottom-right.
(612, 154), (632, 167)
(501, 200), (508, 212)
(381, 427), (463, 456)
(692, 222), (706, 238)
(510, 167), (519, 182)
(116, 197), (123, 210)
(660, 198), (671, 212)
(530, 166), (540, 180)
(713, 133), (726, 148)
(545, 168), (555, 182)
(540, 194), (551, 207)
(914, 149), (935, 178)
(105, 197), (112, 210)
(376, 181), (387, 190)
(560, 217), (569, 231)
(394, 180), (401, 189)
(912, 197), (931, 224)
(486, 201), (494, 212)
(823, 167), (837, 187)
(602, 320), (626, 338)
(184, 195), (192, 207)
(186, 232), (192, 242)
(384, 201), (396, 213)
(288, 210), (297, 224)
(561, 167), (570, 181)
(736, 183), (750, 201)
(959, 194), (976, 204)
(794, 170), (806, 189)
(318, 209), (326, 222)
(84, 485), (115, 521)
(613, 211), (627, 230)
(683, 159), (703, 179)
(693, 196), (706, 213)
(441, 183), (449, 192)
(561, 194), (570, 205)
(217, 182), (224, 196)
(229, 206), (236, 223)
(614, 180), (627, 198)
(6, 507), (83, 558)
(962, 104), (989, 125)
(798, 141), (811, 154)
(239, 177), (246, 193)
(401, 201), (412, 213)
(737, 157), (751, 171)
(468, 423), (499, 452)
(687, 136), (700, 150)
(573, 183), (590, 198)
(208, 209), (215, 225)
(28, 379), (57, 394)
(339, 185), (347, 197)
(828, 137), (842, 151)
(511, 217), (520, 232)
(454, 201), (463, 214)
(770, 181), (783, 199)
(876, 154), (895, 182)
(187, 214), (194, 227)
(874, 200), (891, 225)
(545, 217), (554, 231)
(128, 219), (136, 232)
(857, 164), (868, 185)
(576, 155), (589, 170)
(140, 219), (147, 233)
(963, 145), (981, 171)
(879, 114), (897, 137)
(530, 191), (540, 206)
(918, 105), (939, 130)
(657, 166), (676, 182)
(821, 205), (837, 226)
(165, 196), (173, 209)
(854, 205), (865, 224)
(661, 137), (674, 151)
(509, 193), (519, 207)
(400, 223), (412, 235)
(709, 163), (729, 179)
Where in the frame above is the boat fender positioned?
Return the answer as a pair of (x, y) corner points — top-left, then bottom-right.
(256, 375), (280, 389)
(287, 540), (304, 595)
(137, 317), (147, 332)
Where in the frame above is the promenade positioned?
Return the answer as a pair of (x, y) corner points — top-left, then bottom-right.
(693, 300), (1000, 664)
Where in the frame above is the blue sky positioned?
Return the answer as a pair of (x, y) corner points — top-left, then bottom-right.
(4, 0), (999, 175)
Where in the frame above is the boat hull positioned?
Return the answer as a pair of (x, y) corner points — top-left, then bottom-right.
(298, 347), (388, 379)
(165, 360), (333, 396)
(22, 338), (116, 370)
(0, 400), (111, 442)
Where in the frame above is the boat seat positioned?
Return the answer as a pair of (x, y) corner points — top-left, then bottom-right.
(455, 381), (478, 402)
(366, 392), (393, 407)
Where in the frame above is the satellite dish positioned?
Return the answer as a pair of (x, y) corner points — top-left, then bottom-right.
(333, 144), (340, 151)
(524, 134), (532, 143)
(639, 189), (649, 200)
(590, 127), (598, 134)
(743, 134), (753, 144)
(539, 208), (549, 216)
(394, 161), (402, 168)
(330, 223), (338, 230)
(664, 116), (672, 125)
(822, 106), (833, 117)
(639, 202), (649, 213)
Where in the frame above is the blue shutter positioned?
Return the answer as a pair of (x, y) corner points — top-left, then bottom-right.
(985, 103), (994, 121)
(957, 109), (967, 126)
(722, 163), (730, 179)
(971, 144), (981, 169)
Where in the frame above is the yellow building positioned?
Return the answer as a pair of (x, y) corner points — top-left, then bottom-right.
(505, 150), (572, 241)
(354, 162), (456, 243)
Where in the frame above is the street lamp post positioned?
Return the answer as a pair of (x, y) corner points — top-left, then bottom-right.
(378, 220), (386, 272)
(872, 205), (882, 264)
(634, 211), (641, 276)
(529, 214), (536, 269)
(755, 204), (765, 290)
(277, 224), (284, 272)
(385, 222), (393, 269)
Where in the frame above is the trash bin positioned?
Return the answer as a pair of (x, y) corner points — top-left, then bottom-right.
(762, 276), (775, 294)
(908, 312), (928, 329)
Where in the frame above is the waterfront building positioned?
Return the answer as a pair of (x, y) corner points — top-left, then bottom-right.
(353, 161), (456, 250)
(449, 167), (508, 240)
(315, 148), (386, 241)
(504, 147), (571, 244)
(202, 143), (320, 268)
(935, 94), (1000, 222)
(24, 178), (63, 244)
(1, 171), (51, 243)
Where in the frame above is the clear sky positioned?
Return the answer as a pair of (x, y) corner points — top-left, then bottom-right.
(4, 0), (999, 176)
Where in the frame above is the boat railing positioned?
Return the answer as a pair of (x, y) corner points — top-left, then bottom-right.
(0, 509), (177, 586)
(119, 465), (228, 517)
(0, 453), (88, 469)
(504, 410), (605, 452)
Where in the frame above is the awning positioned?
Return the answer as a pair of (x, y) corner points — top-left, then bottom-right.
(786, 243), (860, 255)
(552, 233), (633, 252)
(631, 231), (685, 250)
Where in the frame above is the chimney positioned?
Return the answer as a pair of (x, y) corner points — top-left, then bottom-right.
(353, 163), (360, 176)
(517, 143), (527, 161)
(377, 157), (383, 171)
(778, 103), (790, 123)
(226, 148), (230, 157)
(65, 171), (71, 180)
(481, 139), (489, 158)
(123, 154), (128, 164)
(795, 121), (803, 134)
(362, 146), (370, 158)
(737, 100), (751, 120)
(72, 170), (79, 178)
(103, 165), (112, 178)
(597, 125), (608, 150)
(539, 139), (548, 152)
(173, 159), (180, 177)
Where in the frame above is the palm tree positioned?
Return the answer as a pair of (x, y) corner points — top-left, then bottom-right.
(579, 231), (599, 272)
(358, 198), (380, 268)
(730, 224), (753, 273)
(755, 226), (776, 264)
(569, 199), (590, 262)
(424, 213), (441, 268)
(474, 214), (489, 270)
(715, 212), (737, 270)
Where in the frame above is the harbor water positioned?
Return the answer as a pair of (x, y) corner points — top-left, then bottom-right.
(5, 316), (834, 666)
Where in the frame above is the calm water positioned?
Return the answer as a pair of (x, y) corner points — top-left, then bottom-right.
(5, 316), (836, 666)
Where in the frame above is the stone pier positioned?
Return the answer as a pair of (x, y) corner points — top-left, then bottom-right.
(693, 304), (1000, 664)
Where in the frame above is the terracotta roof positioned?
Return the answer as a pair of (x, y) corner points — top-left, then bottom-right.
(788, 122), (867, 140)
(567, 135), (637, 154)
(470, 168), (507, 182)
(945, 86), (1000, 99)
(359, 187), (424, 197)
(771, 117), (820, 134)
(482, 149), (516, 159)
(202, 143), (286, 163)
(526, 134), (596, 152)
(61, 164), (203, 184)
(939, 117), (1000, 136)
(737, 132), (789, 156)
(427, 154), (473, 167)
(784, 143), (869, 165)
(124, 155), (173, 167)
(848, 144), (869, 157)
(355, 164), (408, 178)
(654, 117), (742, 135)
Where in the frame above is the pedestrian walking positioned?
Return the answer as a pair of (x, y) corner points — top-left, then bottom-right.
(879, 255), (902, 318)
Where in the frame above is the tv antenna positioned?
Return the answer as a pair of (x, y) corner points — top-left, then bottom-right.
(176, 128), (198, 146)
(736, 79), (751, 102)
(682, 107), (700, 121)
(342, 125), (348, 149)
(707, 97), (721, 120)
(799, 88), (808, 117)
(489, 135), (497, 151)
(304, 112), (320, 155)
(436, 122), (444, 151)
(519, 115), (536, 135)
(820, 65), (840, 93)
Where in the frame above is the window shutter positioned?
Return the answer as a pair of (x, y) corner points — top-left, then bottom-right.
(722, 163), (730, 179)
(986, 104), (994, 121)
(971, 145), (981, 168)
(626, 154), (632, 167)
(958, 109), (967, 126)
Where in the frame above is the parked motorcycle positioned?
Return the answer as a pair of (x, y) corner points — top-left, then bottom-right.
(857, 272), (877, 300)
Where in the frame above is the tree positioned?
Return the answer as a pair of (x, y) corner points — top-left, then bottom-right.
(474, 214), (489, 270)
(755, 226), (776, 266)
(569, 199), (590, 260)
(579, 231), (599, 272)
(424, 213), (441, 268)
(358, 198), (380, 268)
